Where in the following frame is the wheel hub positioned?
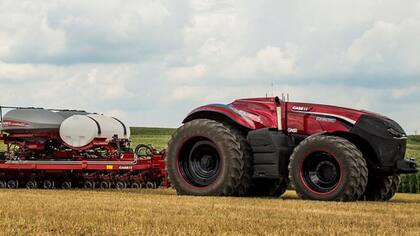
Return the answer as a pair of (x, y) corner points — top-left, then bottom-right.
(179, 139), (221, 187)
(315, 161), (337, 183)
(200, 154), (215, 171)
(302, 151), (341, 193)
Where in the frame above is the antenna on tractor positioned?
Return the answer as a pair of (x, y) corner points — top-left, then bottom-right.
(274, 96), (282, 132)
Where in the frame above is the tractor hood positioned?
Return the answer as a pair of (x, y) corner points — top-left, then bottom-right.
(229, 97), (383, 129)
(184, 97), (405, 136)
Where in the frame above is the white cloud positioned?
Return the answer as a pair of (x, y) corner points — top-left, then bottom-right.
(345, 19), (420, 73)
(0, 63), (134, 108)
(0, 0), (190, 63)
(228, 46), (297, 79)
(166, 64), (207, 83)
(0, 0), (419, 133)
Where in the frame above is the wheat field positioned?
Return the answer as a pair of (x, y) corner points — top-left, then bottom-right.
(0, 189), (419, 236)
(0, 129), (419, 235)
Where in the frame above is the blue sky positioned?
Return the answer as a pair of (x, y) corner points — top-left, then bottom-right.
(0, 0), (419, 133)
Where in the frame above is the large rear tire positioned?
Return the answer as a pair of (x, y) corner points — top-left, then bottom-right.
(166, 119), (252, 196)
(360, 175), (400, 201)
(288, 135), (368, 201)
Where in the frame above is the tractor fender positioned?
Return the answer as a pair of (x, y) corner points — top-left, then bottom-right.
(318, 130), (381, 172)
(183, 104), (256, 130)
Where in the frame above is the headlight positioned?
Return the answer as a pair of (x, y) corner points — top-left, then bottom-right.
(387, 127), (406, 139)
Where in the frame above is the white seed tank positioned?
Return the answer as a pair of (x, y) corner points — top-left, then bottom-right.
(59, 114), (130, 148)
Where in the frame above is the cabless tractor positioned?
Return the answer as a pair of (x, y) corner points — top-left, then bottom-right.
(0, 106), (167, 189)
(167, 97), (418, 201)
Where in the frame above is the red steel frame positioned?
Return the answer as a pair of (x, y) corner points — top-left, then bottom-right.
(0, 106), (169, 188)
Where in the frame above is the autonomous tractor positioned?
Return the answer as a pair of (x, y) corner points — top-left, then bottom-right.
(166, 96), (417, 201)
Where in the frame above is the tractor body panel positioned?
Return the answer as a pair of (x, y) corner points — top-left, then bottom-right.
(350, 114), (416, 174)
(247, 128), (294, 179)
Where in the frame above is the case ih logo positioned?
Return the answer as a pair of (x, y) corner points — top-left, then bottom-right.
(119, 166), (133, 170)
(291, 106), (311, 112)
(2, 120), (28, 127)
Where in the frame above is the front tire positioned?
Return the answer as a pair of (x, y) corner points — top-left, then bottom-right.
(360, 175), (400, 201)
(289, 135), (368, 201)
(166, 119), (252, 196)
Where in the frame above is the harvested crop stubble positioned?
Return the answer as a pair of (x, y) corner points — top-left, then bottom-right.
(0, 189), (419, 235)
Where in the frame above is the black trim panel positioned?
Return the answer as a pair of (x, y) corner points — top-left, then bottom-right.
(87, 115), (101, 135)
(247, 128), (294, 179)
(351, 114), (413, 173)
(112, 117), (127, 136)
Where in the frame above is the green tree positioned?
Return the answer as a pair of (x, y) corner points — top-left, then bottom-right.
(398, 176), (403, 192)
(417, 173), (420, 193)
(400, 175), (410, 193)
(409, 174), (418, 193)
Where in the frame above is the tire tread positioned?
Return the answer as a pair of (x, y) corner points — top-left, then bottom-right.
(166, 119), (251, 196)
(288, 135), (368, 201)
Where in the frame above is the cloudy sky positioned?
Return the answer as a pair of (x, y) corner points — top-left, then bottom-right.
(0, 0), (419, 133)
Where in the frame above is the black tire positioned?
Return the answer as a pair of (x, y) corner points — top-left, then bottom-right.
(7, 180), (18, 189)
(360, 175), (400, 201)
(146, 182), (155, 189)
(288, 135), (368, 201)
(43, 180), (55, 189)
(84, 181), (95, 189)
(99, 181), (111, 189)
(61, 181), (72, 189)
(226, 125), (253, 196)
(131, 182), (142, 189)
(0, 181), (6, 188)
(135, 144), (153, 158)
(116, 181), (127, 189)
(166, 119), (252, 196)
(248, 178), (288, 197)
(26, 181), (38, 189)
(386, 175), (400, 200)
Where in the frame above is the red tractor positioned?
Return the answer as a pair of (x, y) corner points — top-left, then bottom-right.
(166, 97), (418, 201)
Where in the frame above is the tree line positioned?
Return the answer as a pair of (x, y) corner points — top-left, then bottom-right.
(398, 173), (420, 193)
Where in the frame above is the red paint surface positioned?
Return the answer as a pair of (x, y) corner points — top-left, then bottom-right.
(185, 97), (377, 135)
